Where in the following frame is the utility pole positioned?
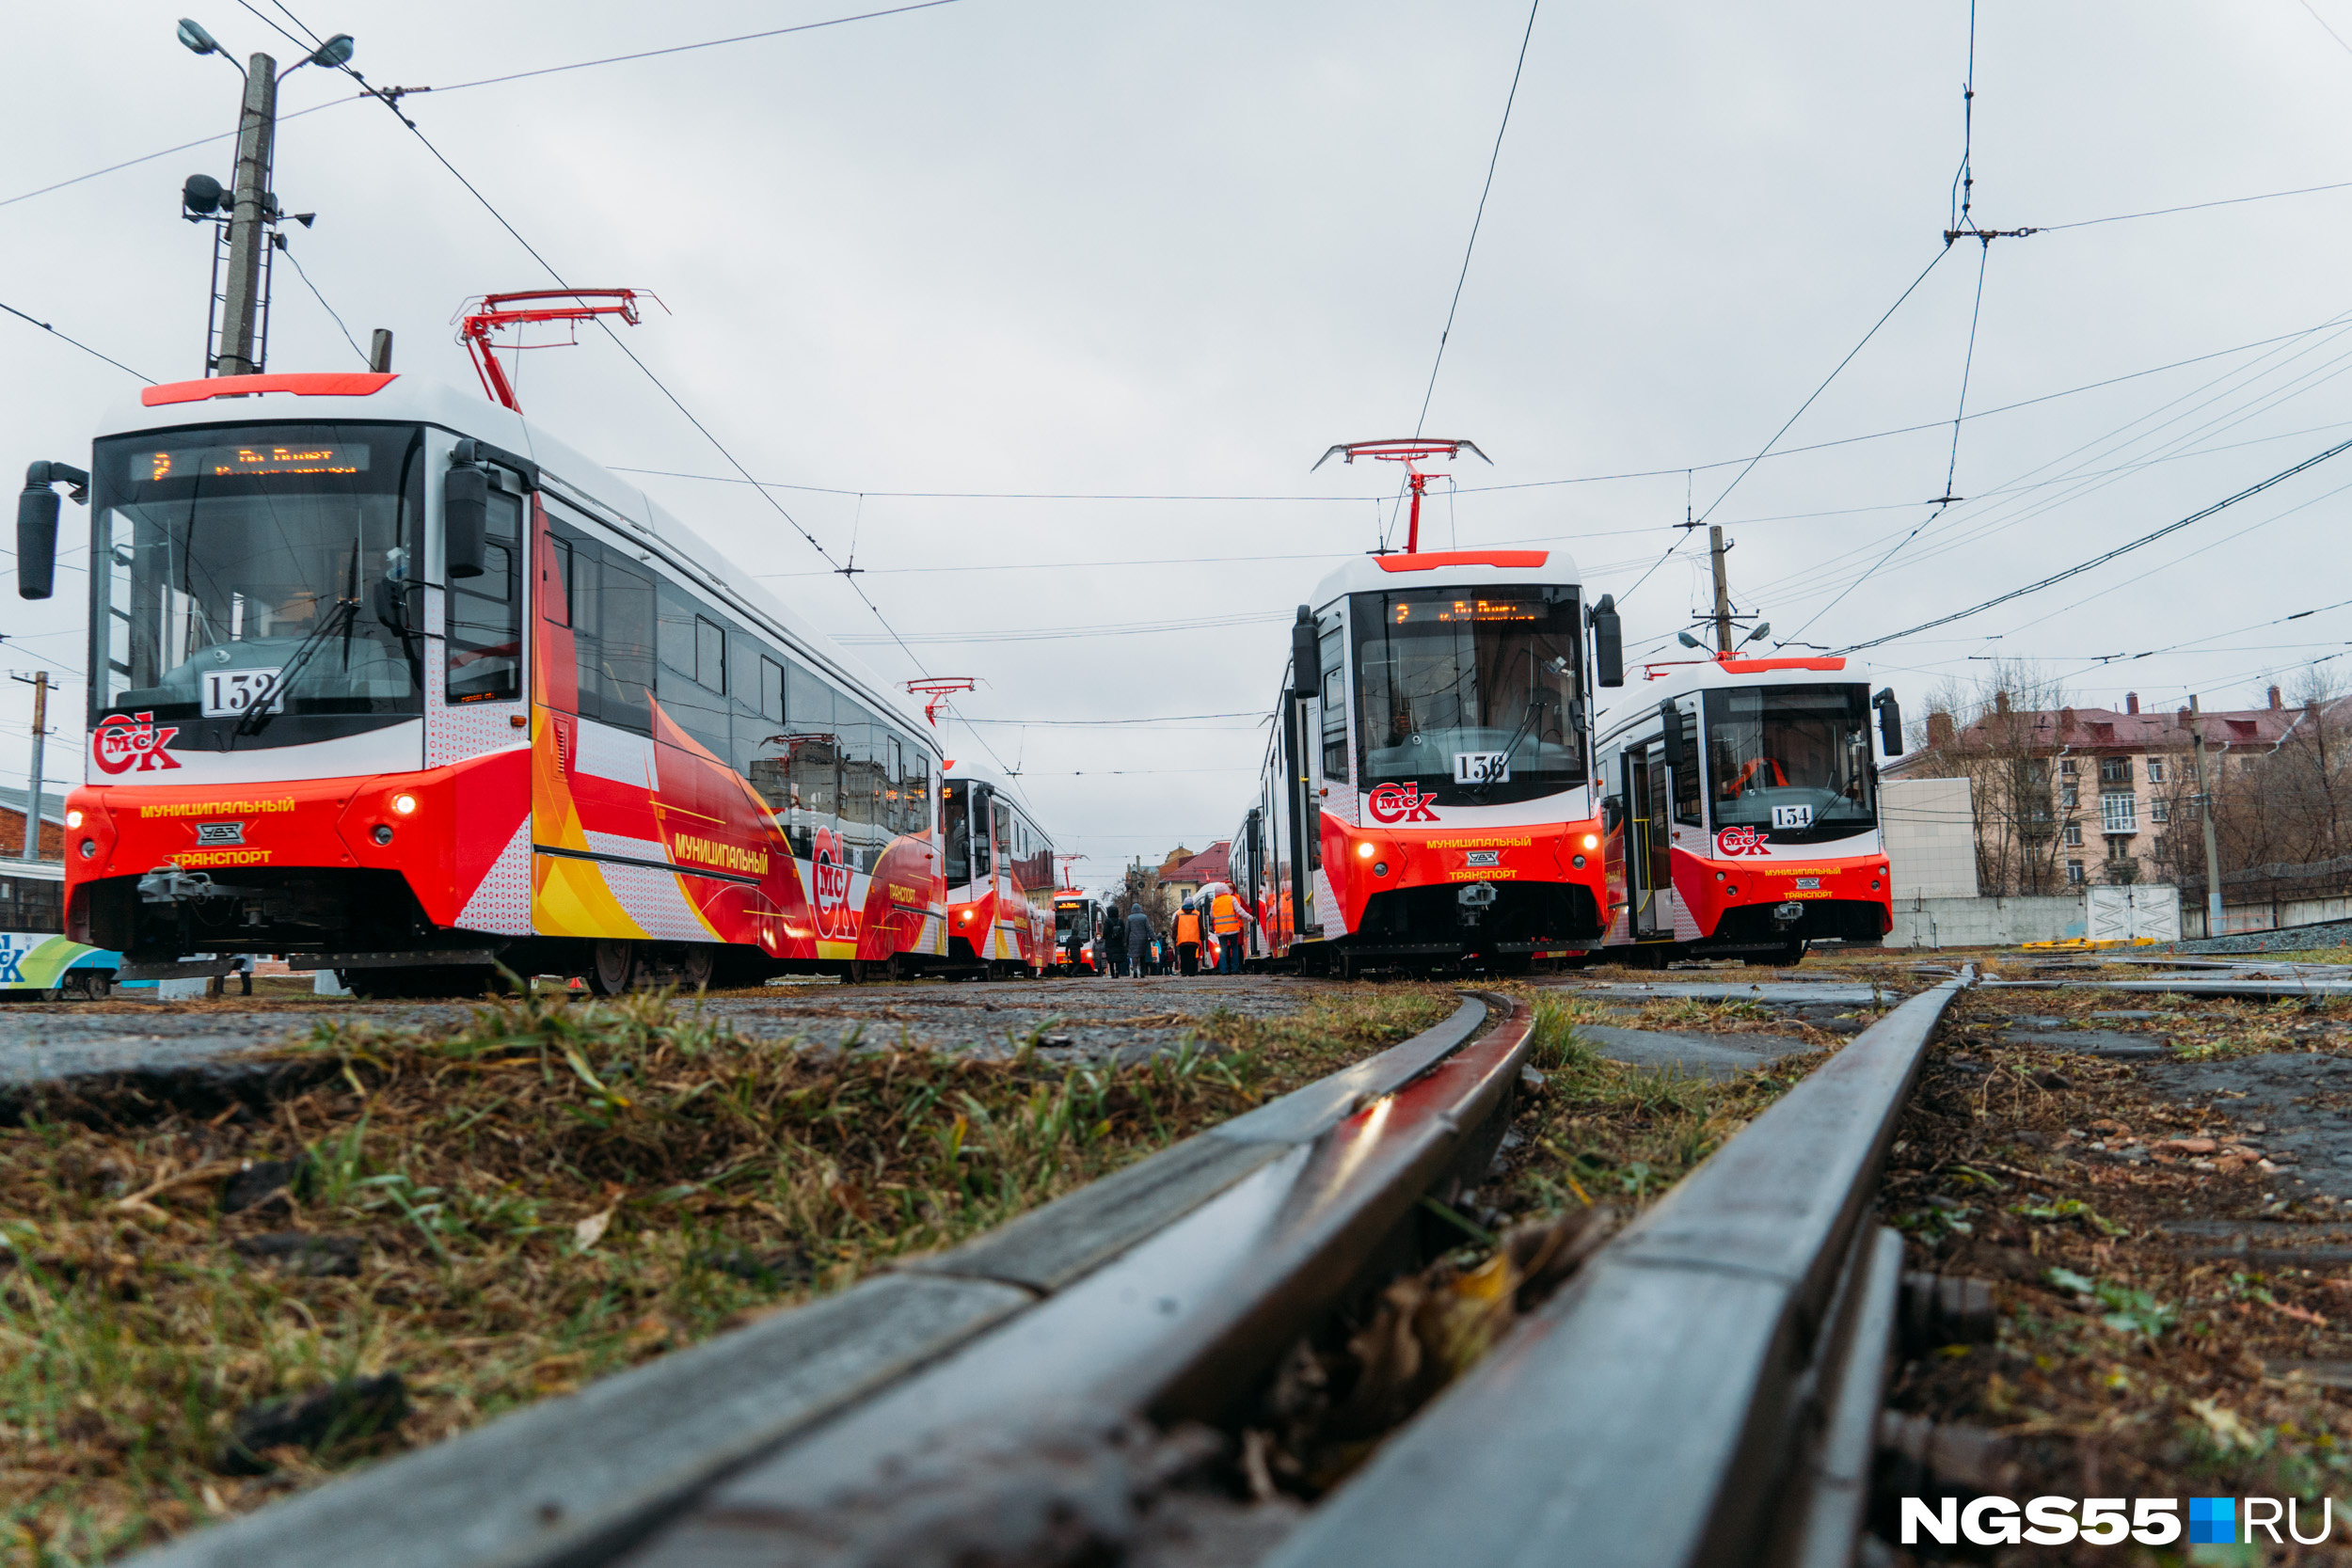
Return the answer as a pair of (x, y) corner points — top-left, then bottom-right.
(2187, 694), (2225, 936)
(1708, 526), (1734, 653)
(12, 672), (48, 862)
(216, 53), (278, 376)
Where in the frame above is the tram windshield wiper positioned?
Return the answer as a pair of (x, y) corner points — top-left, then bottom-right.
(232, 596), (360, 739)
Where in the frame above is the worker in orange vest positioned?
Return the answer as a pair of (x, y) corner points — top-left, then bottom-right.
(1174, 899), (1202, 976)
(1210, 887), (1247, 974)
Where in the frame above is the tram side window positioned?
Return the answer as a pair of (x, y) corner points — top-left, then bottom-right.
(902, 742), (931, 838)
(653, 580), (729, 756)
(1319, 625), (1348, 782)
(834, 697), (881, 869)
(447, 486), (523, 704)
(1672, 704), (1703, 827)
(779, 662), (838, 859)
(758, 656), (785, 723)
(544, 536), (573, 627)
(590, 555), (656, 735)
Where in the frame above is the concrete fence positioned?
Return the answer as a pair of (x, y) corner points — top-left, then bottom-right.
(1883, 885), (2181, 949)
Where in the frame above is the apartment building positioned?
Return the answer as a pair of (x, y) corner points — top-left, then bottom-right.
(1886, 687), (2326, 892)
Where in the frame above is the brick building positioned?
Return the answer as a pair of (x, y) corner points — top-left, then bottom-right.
(1887, 687), (2343, 893)
(0, 786), (65, 862)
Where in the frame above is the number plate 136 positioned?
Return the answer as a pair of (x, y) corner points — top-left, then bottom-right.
(1453, 752), (1510, 784)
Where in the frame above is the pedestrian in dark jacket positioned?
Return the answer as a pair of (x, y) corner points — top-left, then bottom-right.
(1125, 904), (1152, 978)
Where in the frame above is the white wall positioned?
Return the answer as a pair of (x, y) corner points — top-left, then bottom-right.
(2181, 893), (2352, 940)
(1883, 885), (2180, 949)
(1883, 777), (1980, 900)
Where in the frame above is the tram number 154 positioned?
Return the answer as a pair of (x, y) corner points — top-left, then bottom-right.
(1453, 752), (1511, 784)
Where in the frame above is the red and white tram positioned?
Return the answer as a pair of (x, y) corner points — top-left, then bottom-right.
(1592, 655), (1900, 967)
(1235, 547), (1624, 976)
(1050, 890), (1109, 975)
(20, 370), (961, 995)
(940, 768), (1055, 978)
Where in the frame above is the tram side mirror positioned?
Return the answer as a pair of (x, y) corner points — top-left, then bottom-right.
(445, 464), (488, 579)
(16, 461), (87, 601)
(1291, 605), (1318, 698)
(1874, 688), (1903, 757)
(1589, 594), (1623, 688)
(1660, 697), (1687, 771)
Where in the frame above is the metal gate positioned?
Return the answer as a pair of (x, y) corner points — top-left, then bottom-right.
(2088, 884), (2182, 942)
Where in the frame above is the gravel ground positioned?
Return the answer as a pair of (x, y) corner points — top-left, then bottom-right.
(0, 974), (1330, 1089)
(2168, 915), (2352, 955)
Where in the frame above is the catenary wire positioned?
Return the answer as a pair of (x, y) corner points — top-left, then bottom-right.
(278, 245), (369, 365)
(1411, 0), (1540, 437)
(271, 0), (1049, 802)
(0, 299), (154, 383)
(390, 1), (967, 98)
(1837, 433), (2352, 654)
(1692, 246), (1951, 528)
(610, 319), (2338, 504)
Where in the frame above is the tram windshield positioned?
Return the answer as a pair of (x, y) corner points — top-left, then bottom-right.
(1351, 584), (1585, 803)
(1054, 900), (1091, 942)
(1704, 684), (1877, 842)
(88, 424), (427, 728)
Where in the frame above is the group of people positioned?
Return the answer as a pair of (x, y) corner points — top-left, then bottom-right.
(1092, 885), (1255, 978)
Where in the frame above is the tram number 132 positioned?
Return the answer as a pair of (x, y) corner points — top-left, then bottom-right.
(1453, 752), (1511, 784)
(200, 669), (285, 718)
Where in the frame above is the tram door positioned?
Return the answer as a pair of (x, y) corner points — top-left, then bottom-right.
(1288, 693), (1319, 939)
(1627, 746), (1673, 938)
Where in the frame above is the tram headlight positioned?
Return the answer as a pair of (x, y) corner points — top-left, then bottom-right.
(373, 825), (394, 846)
(1581, 832), (1598, 851)
(78, 838), (96, 860)
(65, 808), (83, 829)
(391, 793), (419, 816)
(1373, 862), (1389, 877)
(1356, 841), (1375, 859)
(1571, 854), (1585, 868)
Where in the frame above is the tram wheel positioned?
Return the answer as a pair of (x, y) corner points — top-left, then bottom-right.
(71, 971), (113, 1000)
(589, 940), (642, 996)
(678, 945), (717, 991)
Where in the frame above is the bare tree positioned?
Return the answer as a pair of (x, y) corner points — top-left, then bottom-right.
(1907, 660), (2078, 895)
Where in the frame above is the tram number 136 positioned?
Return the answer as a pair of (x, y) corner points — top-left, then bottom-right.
(1453, 752), (1511, 784)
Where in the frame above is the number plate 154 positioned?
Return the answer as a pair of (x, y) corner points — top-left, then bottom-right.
(1453, 752), (1511, 784)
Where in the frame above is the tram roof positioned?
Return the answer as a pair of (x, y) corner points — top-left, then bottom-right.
(96, 372), (935, 743)
(1595, 654), (1872, 744)
(1309, 547), (1582, 609)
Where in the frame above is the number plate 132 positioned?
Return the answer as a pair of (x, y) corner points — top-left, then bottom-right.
(1453, 752), (1510, 784)
(200, 669), (285, 718)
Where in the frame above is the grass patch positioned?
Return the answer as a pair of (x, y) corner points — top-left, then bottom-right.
(1491, 995), (1828, 1219)
(0, 982), (1452, 1562)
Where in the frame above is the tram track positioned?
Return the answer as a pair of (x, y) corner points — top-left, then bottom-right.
(38, 958), (1986, 1568)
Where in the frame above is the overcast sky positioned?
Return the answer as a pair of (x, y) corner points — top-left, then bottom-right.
(8, 1), (2352, 890)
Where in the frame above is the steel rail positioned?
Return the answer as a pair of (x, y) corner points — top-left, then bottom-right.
(1266, 968), (1975, 1568)
(130, 992), (1529, 1568)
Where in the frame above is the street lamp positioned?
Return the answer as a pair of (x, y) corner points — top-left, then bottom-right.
(173, 16), (356, 374)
